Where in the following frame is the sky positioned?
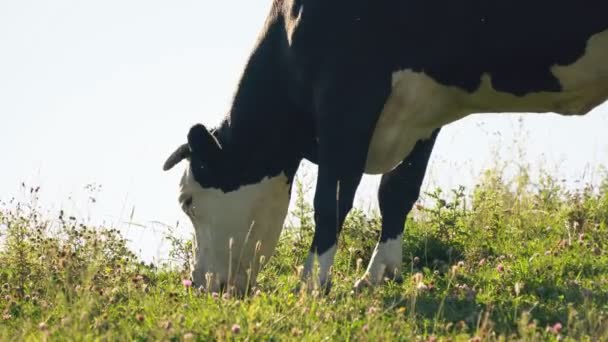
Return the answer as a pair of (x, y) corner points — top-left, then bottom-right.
(1, 1), (607, 263)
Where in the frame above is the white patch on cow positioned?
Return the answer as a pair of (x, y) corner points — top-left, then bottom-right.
(359, 235), (403, 285)
(180, 166), (291, 293)
(365, 29), (608, 174)
(552, 29), (608, 113)
(302, 244), (338, 288)
(365, 69), (455, 174)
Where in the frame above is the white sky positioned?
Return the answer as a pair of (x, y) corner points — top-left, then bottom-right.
(1, 1), (607, 263)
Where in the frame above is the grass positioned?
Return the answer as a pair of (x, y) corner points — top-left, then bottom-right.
(2, 163), (608, 341)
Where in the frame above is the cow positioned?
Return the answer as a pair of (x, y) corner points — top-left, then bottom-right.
(163, 0), (608, 294)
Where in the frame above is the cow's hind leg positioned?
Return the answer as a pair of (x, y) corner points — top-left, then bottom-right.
(355, 128), (440, 290)
(300, 73), (392, 293)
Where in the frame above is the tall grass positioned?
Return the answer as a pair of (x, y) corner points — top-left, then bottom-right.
(1, 163), (608, 341)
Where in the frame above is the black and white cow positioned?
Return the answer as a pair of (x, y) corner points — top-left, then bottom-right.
(164, 0), (608, 293)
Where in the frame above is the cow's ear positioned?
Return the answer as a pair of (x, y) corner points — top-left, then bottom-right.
(187, 124), (222, 167)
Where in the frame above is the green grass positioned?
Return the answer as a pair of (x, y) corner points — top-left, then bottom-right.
(2, 165), (608, 341)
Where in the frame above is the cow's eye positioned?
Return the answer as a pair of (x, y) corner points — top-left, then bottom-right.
(180, 194), (194, 212)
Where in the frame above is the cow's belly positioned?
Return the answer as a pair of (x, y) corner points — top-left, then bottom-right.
(365, 29), (608, 175)
(364, 70), (464, 174)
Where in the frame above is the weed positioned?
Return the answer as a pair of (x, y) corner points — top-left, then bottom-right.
(1, 164), (608, 340)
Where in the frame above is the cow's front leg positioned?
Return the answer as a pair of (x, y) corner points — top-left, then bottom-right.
(300, 72), (392, 292)
(301, 164), (364, 291)
(354, 129), (439, 290)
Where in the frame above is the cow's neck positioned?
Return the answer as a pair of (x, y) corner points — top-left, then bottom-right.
(217, 18), (309, 188)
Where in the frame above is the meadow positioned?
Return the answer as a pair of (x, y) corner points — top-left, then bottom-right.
(1, 161), (608, 341)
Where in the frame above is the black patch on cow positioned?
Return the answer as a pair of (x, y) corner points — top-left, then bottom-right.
(187, 8), (306, 193)
(394, 1), (607, 95)
(283, 0), (607, 96)
(187, 0), (608, 192)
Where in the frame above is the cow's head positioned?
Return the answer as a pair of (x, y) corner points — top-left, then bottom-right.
(163, 124), (292, 294)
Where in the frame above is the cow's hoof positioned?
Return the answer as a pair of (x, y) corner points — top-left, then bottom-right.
(392, 275), (404, 284)
(384, 269), (404, 284)
(293, 278), (333, 296)
(321, 279), (333, 295)
(353, 273), (374, 294)
(353, 271), (403, 293)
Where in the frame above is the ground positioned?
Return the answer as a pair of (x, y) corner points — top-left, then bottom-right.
(1, 162), (608, 341)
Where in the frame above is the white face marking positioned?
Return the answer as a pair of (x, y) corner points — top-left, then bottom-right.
(358, 235), (403, 286)
(301, 244), (337, 288)
(366, 29), (608, 174)
(180, 166), (291, 293)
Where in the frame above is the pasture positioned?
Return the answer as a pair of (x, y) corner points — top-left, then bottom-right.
(1, 162), (608, 341)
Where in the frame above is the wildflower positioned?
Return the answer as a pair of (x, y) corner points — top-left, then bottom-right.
(416, 282), (429, 292)
(183, 332), (196, 341)
(2, 314), (11, 321)
(458, 261), (465, 268)
(547, 322), (562, 334)
(161, 320), (172, 330)
(428, 336), (437, 342)
(413, 256), (420, 265)
(61, 317), (71, 326)
(514, 282), (524, 296)
(136, 314), (145, 322)
(362, 324), (369, 333)
(211, 292), (220, 299)
(38, 322), (48, 331)
(291, 327), (303, 336)
(496, 263), (505, 273)
(231, 323), (241, 334)
(182, 279), (193, 288)
(132, 275), (144, 283)
(552, 322), (563, 333)
(478, 258), (486, 266)
(413, 272), (424, 284)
